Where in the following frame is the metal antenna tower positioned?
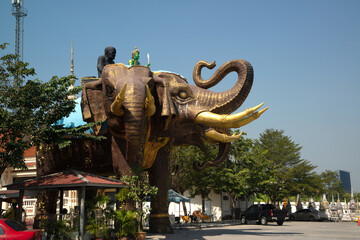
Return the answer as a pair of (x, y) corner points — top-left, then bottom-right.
(12, 0), (27, 61)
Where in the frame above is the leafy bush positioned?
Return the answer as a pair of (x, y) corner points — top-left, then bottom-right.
(42, 219), (73, 240)
(114, 209), (137, 238)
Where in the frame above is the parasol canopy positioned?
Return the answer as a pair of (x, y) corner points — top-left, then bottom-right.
(168, 189), (190, 203)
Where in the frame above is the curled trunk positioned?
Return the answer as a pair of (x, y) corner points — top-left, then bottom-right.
(193, 142), (230, 171)
(193, 59), (253, 114)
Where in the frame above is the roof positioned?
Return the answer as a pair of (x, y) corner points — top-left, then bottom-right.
(0, 190), (19, 199)
(5, 170), (126, 191)
(24, 146), (36, 158)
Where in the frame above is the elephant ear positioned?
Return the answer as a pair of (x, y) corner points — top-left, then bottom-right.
(81, 77), (106, 135)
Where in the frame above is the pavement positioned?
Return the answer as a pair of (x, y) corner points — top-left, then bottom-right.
(145, 221), (360, 240)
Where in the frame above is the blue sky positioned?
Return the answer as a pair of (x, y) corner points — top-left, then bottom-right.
(1, 0), (359, 192)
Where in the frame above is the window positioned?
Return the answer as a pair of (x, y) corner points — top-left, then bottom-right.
(248, 206), (258, 213)
(5, 220), (26, 231)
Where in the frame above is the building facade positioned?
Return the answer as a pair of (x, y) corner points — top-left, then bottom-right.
(337, 170), (352, 193)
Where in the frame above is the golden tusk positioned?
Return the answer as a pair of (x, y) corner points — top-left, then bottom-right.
(231, 107), (268, 128)
(110, 83), (127, 116)
(205, 129), (243, 143)
(195, 103), (266, 128)
(145, 85), (156, 117)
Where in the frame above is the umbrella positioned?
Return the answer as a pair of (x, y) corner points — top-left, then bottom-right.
(168, 189), (190, 203)
(167, 189), (190, 221)
(145, 189), (190, 202)
(146, 189), (190, 220)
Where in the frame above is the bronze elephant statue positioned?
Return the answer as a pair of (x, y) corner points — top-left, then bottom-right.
(80, 59), (266, 232)
(36, 59), (267, 233)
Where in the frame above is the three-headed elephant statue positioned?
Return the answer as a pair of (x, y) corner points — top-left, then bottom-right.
(80, 59), (267, 233)
(36, 59), (267, 233)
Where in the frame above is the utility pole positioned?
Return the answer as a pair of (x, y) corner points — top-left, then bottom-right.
(12, 0), (27, 61)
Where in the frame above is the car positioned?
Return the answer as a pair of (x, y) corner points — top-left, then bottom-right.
(0, 219), (43, 240)
(289, 208), (327, 221)
(240, 204), (288, 226)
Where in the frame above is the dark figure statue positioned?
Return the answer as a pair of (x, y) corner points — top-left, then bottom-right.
(97, 46), (116, 77)
(37, 55), (268, 233)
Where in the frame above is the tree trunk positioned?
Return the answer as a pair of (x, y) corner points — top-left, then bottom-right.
(231, 195), (236, 220)
(182, 201), (188, 216)
(0, 166), (7, 179)
(201, 195), (205, 213)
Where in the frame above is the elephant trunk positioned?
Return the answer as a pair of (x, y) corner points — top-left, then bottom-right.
(193, 142), (230, 171)
(193, 59), (253, 114)
(191, 60), (256, 171)
(123, 102), (148, 171)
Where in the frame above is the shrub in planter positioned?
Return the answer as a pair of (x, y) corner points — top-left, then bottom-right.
(120, 174), (158, 240)
(85, 195), (113, 239)
(42, 219), (73, 240)
(114, 209), (137, 239)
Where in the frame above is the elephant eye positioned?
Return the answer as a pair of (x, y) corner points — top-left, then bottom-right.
(106, 85), (114, 96)
(178, 91), (188, 99)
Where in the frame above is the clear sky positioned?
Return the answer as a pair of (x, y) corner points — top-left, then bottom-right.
(1, 0), (359, 192)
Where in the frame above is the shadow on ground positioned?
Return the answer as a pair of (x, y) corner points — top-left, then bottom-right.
(147, 226), (303, 240)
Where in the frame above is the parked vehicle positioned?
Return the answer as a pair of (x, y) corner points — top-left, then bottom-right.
(289, 208), (327, 221)
(0, 219), (42, 240)
(240, 204), (288, 225)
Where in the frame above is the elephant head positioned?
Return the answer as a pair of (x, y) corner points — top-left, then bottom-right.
(81, 59), (267, 176)
(151, 59), (267, 170)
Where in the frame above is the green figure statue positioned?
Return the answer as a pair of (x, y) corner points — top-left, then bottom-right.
(129, 46), (150, 67)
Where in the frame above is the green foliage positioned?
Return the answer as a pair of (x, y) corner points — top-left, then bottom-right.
(41, 219), (73, 240)
(216, 134), (276, 201)
(114, 209), (137, 237)
(0, 43), (104, 175)
(120, 174), (158, 232)
(116, 187), (131, 203)
(319, 170), (345, 197)
(169, 127), (352, 206)
(170, 143), (220, 212)
(255, 128), (319, 202)
(85, 195), (113, 238)
(169, 132), (274, 214)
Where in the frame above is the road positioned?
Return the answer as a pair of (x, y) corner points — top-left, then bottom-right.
(146, 221), (360, 240)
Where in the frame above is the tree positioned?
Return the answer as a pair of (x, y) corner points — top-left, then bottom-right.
(0, 43), (101, 176)
(319, 170), (345, 198)
(255, 129), (319, 203)
(213, 132), (276, 218)
(169, 143), (219, 214)
(169, 132), (276, 218)
(120, 173), (158, 233)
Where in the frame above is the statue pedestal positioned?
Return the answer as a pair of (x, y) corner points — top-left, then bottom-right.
(341, 209), (352, 221)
